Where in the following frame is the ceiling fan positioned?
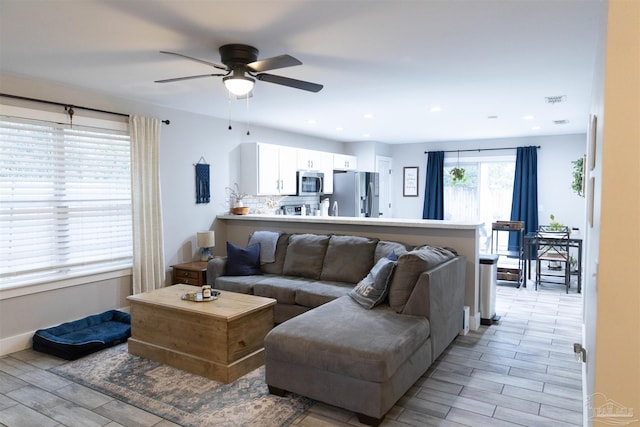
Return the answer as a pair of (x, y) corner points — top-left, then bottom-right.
(155, 44), (323, 96)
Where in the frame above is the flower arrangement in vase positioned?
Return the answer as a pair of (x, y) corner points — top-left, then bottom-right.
(226, 183), (250, 214)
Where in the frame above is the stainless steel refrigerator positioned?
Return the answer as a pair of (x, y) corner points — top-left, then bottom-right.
(332, 171), (380, 217)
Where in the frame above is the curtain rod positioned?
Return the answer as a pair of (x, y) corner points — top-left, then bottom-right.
(0, 93), (170, 125)
(424, 145), (540, 154)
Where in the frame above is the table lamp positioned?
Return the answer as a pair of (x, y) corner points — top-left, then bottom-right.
(197, 231), (215, 261)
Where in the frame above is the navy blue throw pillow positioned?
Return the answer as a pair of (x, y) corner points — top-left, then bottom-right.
(226, 242), (262, 276)
(386, 250), (398, 261)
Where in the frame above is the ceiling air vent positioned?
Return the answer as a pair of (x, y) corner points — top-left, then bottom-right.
(545, 95), (566, 104)
(553, 119), (570, 125)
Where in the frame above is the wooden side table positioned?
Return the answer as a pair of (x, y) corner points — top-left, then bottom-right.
(171, 261), (209, 286)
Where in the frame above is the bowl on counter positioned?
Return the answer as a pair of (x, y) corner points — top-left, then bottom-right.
(231, 207), (250, 215)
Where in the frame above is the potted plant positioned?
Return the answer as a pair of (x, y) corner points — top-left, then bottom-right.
(547, 214), (565, 231)
(545, 214), (569, 270)
(571, 156), (584, 197)
(570, 256), (578, 273)
(448, 151), (467, 185)
(449, 167), (467, 185)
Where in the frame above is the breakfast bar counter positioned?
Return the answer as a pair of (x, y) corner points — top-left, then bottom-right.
(216, 214), (483, 330)
(216, 214), (481, 229)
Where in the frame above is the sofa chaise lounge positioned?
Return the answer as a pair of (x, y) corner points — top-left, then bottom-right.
(207, 232), (466, 425)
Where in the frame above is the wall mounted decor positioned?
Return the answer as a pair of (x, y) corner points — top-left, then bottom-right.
(403, 166), (419, 197)
(194, 156), (210, 204)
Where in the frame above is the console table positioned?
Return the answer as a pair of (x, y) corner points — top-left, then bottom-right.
(171, 261), (208, 286)
(523, 233), (583, 293)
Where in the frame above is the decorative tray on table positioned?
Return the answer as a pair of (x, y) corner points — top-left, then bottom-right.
(181, 290), (220, 302)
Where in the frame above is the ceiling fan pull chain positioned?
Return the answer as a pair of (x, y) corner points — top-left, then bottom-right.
(227, 92), (233, 130)
(245, 94), (251, 136)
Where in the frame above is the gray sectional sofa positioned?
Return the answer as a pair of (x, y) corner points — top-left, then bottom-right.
(206, 232), (466, 426)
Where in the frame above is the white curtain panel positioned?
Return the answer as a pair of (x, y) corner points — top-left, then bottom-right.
(130, 115), (165, 294)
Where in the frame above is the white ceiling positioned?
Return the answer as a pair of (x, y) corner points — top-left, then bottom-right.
(0, 0), (603, 144)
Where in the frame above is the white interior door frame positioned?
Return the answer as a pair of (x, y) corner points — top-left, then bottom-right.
(376, 155), (393, 218)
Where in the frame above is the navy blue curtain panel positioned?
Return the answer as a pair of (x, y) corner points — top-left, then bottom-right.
(509, 146), (539, 253)
(422, 151), (444, 220)
(195, 163), (210, 204)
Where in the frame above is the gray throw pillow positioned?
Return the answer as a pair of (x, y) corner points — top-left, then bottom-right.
(349, 257), (397, 309)
(388, 246), (456, 312)
(374, 240), (411, 263)
(260, 234), (290, 275)
(320, 235), (378, 284)
(282, 234), (330, 279)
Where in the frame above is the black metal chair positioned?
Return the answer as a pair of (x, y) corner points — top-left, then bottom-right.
(535, 226), (571, 293)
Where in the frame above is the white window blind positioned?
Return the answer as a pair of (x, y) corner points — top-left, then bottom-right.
(0, 114), (132, 288)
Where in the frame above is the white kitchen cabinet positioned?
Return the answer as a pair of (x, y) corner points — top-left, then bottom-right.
(333, 154), (358, 171)
(297, 149), (326, 171)
(297, 149), (333, 194)
(241, 143), (297, 195)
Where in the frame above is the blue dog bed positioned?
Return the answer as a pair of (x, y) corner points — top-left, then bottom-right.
(33, 310), (131, 360)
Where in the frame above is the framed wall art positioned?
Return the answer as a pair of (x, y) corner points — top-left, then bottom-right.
(403, 166), (419, 197)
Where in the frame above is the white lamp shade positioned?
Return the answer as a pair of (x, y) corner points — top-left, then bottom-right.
(223, 76), (255, 96)
(197, 231), (215, 248)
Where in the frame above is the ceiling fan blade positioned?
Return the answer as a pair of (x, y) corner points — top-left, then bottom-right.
(160, 51), (227, 71)
(256, 73), (323, 92)
(248, 54), (302, 72)
(155, 73), (226, 83)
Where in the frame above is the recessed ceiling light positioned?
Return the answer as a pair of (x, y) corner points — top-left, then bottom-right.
(336, 127), (344, 132)
(362, 133), (370, 138)
(307, 119), (317, 125)
(363, 114), (374, 119)
(487, 115), (499, 119)
(532, 126), (541, 130)
(430, 106), (442, 113)
(522, 115), (535, 120)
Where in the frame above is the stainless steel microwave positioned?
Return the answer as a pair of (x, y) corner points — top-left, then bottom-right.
(297, 171), (324, 195)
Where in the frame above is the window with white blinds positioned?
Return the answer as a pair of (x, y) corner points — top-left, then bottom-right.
(0, 114), (132, 289)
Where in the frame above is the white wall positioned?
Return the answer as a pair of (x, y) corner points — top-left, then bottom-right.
(0, 276), (131, 354)
(390, 134), (587, 232)
(345, 140), (393, 172)
(158, 109), (343, 272)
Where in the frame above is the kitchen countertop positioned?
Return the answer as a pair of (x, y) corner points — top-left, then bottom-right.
(216, 214), (482, 229)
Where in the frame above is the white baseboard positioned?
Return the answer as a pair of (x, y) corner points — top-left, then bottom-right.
(469, 312), (481, 331)
(0, 305), (131, 357)
(0, 331), (33, 356)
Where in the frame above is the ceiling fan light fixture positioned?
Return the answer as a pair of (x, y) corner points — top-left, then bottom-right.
(223, 75), (255, 96)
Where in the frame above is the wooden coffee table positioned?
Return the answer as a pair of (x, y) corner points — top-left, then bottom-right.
(127, 284), (276, 383)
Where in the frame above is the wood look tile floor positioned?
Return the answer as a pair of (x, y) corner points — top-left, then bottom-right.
(0, 278), (583, 427)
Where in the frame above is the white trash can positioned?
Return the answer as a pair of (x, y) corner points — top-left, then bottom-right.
(479, 254), (500, 325)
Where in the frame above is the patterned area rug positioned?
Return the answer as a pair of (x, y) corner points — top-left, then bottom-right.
(50, 343), (311, 427)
